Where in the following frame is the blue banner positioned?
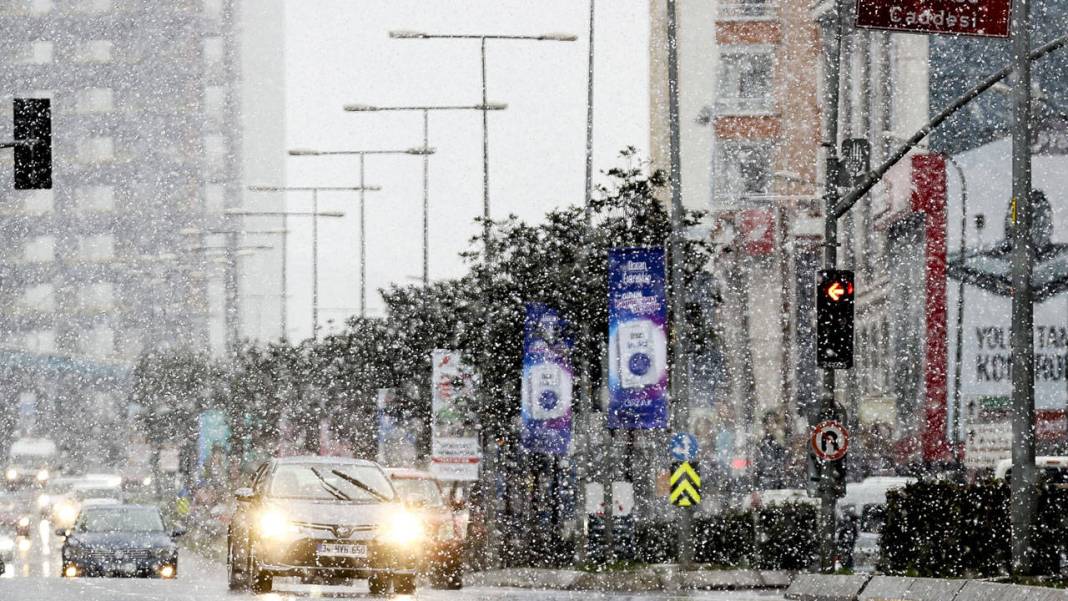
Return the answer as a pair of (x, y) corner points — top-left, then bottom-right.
(521, 304), (573, 455)
(607, 247), (669, 429)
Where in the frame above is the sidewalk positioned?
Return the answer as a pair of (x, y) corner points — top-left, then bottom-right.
(468, 566), (794, 592)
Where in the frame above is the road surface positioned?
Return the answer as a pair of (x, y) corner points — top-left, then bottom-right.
(0, 517), (785, 600)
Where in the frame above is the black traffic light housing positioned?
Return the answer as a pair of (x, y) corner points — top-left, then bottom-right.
(14, 98), (52, 190)
(816, 269), (854, 369)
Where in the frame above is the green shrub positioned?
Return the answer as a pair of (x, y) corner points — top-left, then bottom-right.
(756, 502), (819, 570)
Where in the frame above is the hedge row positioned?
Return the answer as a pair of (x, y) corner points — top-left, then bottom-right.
(880, 478), (1068, 577)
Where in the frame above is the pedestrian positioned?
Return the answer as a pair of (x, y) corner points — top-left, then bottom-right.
(837, 505), (860, 571)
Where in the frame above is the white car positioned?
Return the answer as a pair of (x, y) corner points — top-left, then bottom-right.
(994, 456), (1068, 482)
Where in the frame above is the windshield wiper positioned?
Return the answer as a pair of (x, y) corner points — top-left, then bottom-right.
(330, 470), (392, 502)
(309, 468), (353, 501)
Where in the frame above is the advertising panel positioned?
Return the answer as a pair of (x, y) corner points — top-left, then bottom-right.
(607, 247), (669, 430)
(521, 304), (573, 455)
(430, 350), (481, 481)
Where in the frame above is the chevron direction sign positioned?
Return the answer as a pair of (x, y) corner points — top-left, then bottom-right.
(670, 461), (701, 507)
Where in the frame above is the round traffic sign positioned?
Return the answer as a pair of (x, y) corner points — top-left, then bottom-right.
(811, 420), (849, 462)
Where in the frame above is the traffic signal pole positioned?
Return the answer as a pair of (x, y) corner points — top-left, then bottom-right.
(1009, 0), (1037, 576)
(817, 0), (845, 574)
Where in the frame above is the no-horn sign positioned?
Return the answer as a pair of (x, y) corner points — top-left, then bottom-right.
(811, 420), (849, 462)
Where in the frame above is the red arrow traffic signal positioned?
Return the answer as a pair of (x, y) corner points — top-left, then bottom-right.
(827, 282), (845, 302)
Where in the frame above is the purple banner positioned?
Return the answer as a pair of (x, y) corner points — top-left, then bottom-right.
(521, 304), (573, 455)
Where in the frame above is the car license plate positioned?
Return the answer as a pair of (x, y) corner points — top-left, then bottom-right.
(317, 543), (367, 558)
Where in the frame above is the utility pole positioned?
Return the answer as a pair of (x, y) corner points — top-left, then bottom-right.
(665, 0), (692, 568)
(817, 0), (845, 574)
(1009, 0), (1036, 576)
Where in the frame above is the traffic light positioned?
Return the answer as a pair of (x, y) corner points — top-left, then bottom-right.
(816, 269), (854, 369)
(14, 98), (52, 190)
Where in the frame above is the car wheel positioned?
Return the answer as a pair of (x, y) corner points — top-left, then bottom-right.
(368, 573), (390, 596)
(248, 545), (272, 594)
(393, 573), (416, 595)
(226, 539), (243, 591)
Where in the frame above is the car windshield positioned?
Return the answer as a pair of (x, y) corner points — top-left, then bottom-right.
(75, 507), (164, 533)
(392, 478), (445, 508)
(268, 464), (394, 502)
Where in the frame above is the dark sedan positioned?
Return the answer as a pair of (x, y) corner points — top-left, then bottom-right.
(227, 456), (424, 595)
(60, 504), (181, 578)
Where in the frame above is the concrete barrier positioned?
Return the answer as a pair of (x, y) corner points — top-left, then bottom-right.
(954, 581), (1022, 601)
(785, 573), (872, 601)
(859, 575), (966, 601)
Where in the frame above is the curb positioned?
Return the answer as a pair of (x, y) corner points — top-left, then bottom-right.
(469, 566), (794, 591)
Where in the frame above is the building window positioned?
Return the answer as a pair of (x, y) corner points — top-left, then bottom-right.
(82, 325), (115, 356)
(80, 282), (114, 309)
(23, 236), (55, 263)
(203, 0), (223, 19)
(22, 283), (55, 312)
(77, 136), (115, 163)
(719, 0), (776, 19)
(71, 40), (113, 63)
(79, 234), (114, 261)
(204, 37), (224, 64)
(74, 0), (111, 14)
(715, 141), (773, 201)
(716, 48), (774, 114)
(74, 185), (115, 213)
(23, 329), (55, 353)
(205, 135), (226, 162)
(76, 88), (113, 114)
(23, 189), (54, 214)
(11, 40), (53, 64)
(205, 184), (225, 213)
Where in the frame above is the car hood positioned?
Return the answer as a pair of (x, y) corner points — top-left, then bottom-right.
(66, 532), (173, 549)
(263, 499), (396, 526)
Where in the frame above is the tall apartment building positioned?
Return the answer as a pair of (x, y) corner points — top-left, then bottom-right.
(650, 0), (935, 486)
(0, 0), (287, 366)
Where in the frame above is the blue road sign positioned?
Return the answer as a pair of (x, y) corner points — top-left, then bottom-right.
(670, 432), (698, 462)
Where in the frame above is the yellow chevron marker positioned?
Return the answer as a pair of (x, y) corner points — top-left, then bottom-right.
(671, 462), (701, 487)
(669, 461), (701, 506)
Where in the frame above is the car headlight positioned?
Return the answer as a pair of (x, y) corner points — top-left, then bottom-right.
(35, 470), (49, 482)
(18, 516), (30, 528)
(5, 468), (17, 481)
(56, 502), (78, 525)
(258, 510), (299, 540)
(36, 494), (51, 509)
(380, 508), (425, 546)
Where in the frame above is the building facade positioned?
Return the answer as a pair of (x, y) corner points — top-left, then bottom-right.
(650, 0), (935, 488)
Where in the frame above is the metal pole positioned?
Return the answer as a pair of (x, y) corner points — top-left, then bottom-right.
(665, 0), (692, 568)
(422, 109), (431, 286)
(359, 154), (367, 318)
(818, 0), (844, 574)
(281, 212), (288, 340)
(478, 35), (499, 569)
(574, 0), (596, 566)
(1010, 0), (1036, 576)
(947, 156), (968, 464)
(312, 188), (319, 340)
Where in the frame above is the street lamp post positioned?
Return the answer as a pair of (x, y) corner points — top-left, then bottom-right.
(233, 188), (369, 340)
(288, 147), (433, 316)
(389, 27), (576, 569)
(344, 103), (505, 286)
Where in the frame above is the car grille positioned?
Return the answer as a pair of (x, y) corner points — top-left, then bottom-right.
(85, 548), (155, 562)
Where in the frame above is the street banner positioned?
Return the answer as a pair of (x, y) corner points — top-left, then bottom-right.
(376, 388), (419, 467)
(520, 303), (573, 455)
(607, 247), (669, 430)
(855, 0), (1012, 38)
(430, 350), (481, 481)
(196, 409), (230, 480)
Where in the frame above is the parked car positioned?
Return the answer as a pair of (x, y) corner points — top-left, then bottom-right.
(59, 504), (182, 578)
(227, 456), (423, 595)
(386, 468), (465, 589)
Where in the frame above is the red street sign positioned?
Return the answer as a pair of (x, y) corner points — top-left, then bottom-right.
(737, 209), (775, 257)
(811, 420), (849, 462)
(855, 0), (1012, 38)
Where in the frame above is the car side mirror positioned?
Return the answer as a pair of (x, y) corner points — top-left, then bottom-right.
(450, 498), (467, 511)
(235, 487), (255, 502)
(55, 527), (69, 537)
(171, 527), (186, 538)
